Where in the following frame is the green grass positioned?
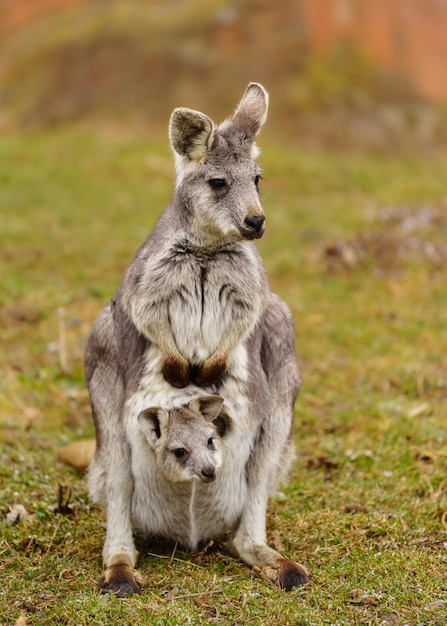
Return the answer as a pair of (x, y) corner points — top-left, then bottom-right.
(1, 127), (447, 625)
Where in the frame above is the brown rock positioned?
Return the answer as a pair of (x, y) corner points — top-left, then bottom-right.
(57, 439), (95, 472)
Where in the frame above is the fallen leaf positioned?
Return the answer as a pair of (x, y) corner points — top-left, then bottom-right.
(23, 406), (43, 425)
(192, 595), (213, 609)
(424, 600), (446, 611)
(408, 402), (430, 418)
(349, 589), (386, 606)
(6, 504), (30, 526)
(306, 455), (338, 470)
(344, 502), (368, 514)
(416, 449), (436, 462)
(57, 439), (96, 472)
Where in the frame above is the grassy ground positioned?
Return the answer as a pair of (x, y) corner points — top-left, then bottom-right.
(1, 127), (447, 625)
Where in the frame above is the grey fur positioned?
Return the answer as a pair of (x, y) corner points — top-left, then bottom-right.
(85, 83), (309, 595)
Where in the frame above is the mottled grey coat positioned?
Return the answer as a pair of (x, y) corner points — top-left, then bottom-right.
(85, 83), (308, 597)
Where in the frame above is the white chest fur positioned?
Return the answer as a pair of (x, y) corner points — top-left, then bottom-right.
(166, 254), (249, 362)
(126, 240), (267, 366)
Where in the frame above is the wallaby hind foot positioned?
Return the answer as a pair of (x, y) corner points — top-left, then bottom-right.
(100, 555), (142, 598)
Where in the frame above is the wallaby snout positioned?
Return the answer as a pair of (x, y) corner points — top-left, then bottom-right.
(244, 214), (265, 235)
(241, 211), (265, 240)
(200, 466), (216, 483)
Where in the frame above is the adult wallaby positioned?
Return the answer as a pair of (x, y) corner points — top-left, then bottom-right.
(85, 82), (309, 595)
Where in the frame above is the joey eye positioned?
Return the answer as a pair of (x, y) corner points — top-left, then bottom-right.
(174, 448), (187, 458)
(207, 437), (215, 447)
(209, 178), (226, 190)
(254, 174), (262, 187)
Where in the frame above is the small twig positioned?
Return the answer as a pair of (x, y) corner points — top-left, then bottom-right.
(169, 539), (179, 564)
(46, 517), (61, 553)
(195, 539), (214, 556)
(147, 590), (164, 603)
(145, 552), (205, 568)
(167, 588), (224, 602)
(0, 539), (12, 558)
(212, 574), (245, 583)
(54, 484), (75, 516)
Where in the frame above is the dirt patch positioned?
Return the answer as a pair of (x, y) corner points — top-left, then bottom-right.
(324, 206), (447, 273)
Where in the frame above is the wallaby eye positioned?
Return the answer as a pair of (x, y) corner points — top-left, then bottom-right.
(254, 174), (262, 187)
(174, 448), (187, 458)
(207, 437), (215, 447)
(209, 178), (226, 190)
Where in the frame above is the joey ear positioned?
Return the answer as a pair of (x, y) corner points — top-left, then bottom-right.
(213, 409), (232, 438)
(169, 108), (215, 161)
(191, 395), (224, 421)
(138, 407), (169, 443)
(231, 82), (269, 140)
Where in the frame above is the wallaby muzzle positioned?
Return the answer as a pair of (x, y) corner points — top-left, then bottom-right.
(241, 213), (265, 239)
(199, 466), (216, 483)
(245, 214), (265, 233)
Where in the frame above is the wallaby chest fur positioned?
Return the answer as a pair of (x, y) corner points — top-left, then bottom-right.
(121, 235), (267, 366)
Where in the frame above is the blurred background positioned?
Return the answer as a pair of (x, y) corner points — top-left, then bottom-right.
(1, 0), (447, 151)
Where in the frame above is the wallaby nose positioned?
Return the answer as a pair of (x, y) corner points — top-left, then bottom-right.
(244, 214), (265, 233)
(201, 467), (216, 483)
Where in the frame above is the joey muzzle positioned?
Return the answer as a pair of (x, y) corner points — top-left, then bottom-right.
(200, 466), (216, 483)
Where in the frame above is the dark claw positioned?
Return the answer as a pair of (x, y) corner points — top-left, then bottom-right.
(99, 564), (142, 598)
(277, 559), (310, 591)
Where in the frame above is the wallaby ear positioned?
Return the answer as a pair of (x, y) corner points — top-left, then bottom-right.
(138, 407), (169, 444)
(231, 82), (269, 140)
(169, 108), (215, 161)
(190, 395), (224, 422)
(213, 409), (232, 438)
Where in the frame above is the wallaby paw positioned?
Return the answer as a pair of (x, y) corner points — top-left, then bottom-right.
(162, 357), (190, 388)
(100, 563), (142, 598)
(277, 558), (310, 591)
(191, 356), (227, 387)
(254, 558), (309, 592)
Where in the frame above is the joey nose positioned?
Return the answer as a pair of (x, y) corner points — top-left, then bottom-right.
(201, 467), (216, 483)
(244, 215), (265, 233)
